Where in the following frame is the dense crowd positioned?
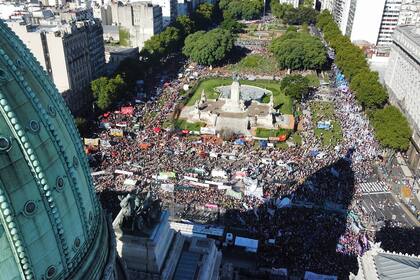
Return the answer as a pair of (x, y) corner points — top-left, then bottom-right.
(89, 62), (386, 277)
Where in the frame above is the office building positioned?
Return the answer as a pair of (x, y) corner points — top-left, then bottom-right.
(385, 24), (420, 170)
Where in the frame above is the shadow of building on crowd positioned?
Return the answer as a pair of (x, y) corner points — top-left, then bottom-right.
(375, 223), (420, 255)
(222, 154), (359, 279)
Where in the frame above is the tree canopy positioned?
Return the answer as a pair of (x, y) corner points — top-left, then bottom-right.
(220, 17), (246, 33)
(270, 30), (327, 70)
(183, 28), (235, 66)
(371, 106), (412, 150)
(140, 4), (220, 64)
(219, 0), (264, 20)
(350, 70), (388, 109)
(91, 75), (125, 111)
(172, 15), (196, 38)
(191, 3), (218, 30)
(280, 75), (311, 101)
(271, 2), (318, 25)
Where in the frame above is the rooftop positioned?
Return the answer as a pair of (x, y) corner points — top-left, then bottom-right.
(374, 252), (420, 280)
(397, 24), (420, 47)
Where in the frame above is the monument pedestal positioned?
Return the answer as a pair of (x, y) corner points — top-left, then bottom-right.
(114, 211), (174, 277)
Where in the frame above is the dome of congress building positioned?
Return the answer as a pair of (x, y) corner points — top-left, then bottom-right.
(0, 20), (124, 280)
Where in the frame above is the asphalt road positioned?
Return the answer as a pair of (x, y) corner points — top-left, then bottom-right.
(360, 192), (418, 228)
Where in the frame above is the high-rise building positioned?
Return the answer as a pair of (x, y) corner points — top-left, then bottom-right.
(136, 0), (178, 27)
(7, 18), (106, 113)
(0, 18), (126, 279)
(318, 0), (415, 53)
(385, 24), (420, 170)
(110, 2), (163, 50)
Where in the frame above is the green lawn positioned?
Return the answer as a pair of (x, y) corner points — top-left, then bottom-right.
(305, 74), (320, 88)
(174, 119), (205, 131)
(187, 78), (293, 115)
(228, 54), (279, 74)
(291, 133), (303, 146)
(255, 128), (291, 138)
(311, 101), (343, 147)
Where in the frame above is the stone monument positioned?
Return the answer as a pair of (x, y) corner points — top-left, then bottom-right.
(113, 191), (176, 279)
(222, 73), (244, 113)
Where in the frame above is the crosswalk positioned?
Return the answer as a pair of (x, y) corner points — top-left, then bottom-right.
(358, 181), (390, 194)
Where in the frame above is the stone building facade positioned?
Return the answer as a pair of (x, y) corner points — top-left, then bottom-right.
(385, 24), (420, 171)
(7, 18), (105, 114)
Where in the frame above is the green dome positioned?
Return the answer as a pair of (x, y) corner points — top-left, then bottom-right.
(0, 20), (117, 280)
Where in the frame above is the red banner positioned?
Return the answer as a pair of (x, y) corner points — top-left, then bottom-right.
(120, 106), (134, 115)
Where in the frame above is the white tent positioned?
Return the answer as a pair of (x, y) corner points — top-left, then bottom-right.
(234, 236), (259, 253)
(304, 271), (337, 280)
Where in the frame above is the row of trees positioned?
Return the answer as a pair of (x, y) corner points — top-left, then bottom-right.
(271, 1), (318, 25)
(219, 0), (264, 20)
(270, 29), (327, 70)
(317, 11), (411, 150)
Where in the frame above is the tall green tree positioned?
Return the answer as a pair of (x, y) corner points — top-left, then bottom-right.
(271, 2), (293, 19)
(372, 106), (412, 150)
(220, 0), (264, 20)
(220, 17), (246, 33)
(172, 16), (196, 38)
(350, 70), (388, 109)
(191, 3), (216, 30)
(280, 75), (310, 101)
(270, 30), (327, 70)
(271, 2), (317, 24)
(183, 28), (235, 66)
(91, 75), (125, 111)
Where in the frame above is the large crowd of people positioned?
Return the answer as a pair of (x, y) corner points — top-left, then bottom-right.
(87, 60), (397, 277)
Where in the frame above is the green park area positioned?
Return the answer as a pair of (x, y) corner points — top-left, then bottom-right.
(228, 54), (279, 75)
(173, 119), (205, 131)
(186, 78), (293, 115)
(311, 101), (342, 147)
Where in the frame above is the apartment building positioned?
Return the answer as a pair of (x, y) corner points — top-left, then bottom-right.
(8, 18), (106, 113)
(110, 2), (163, 49)
(137, 0), (177, 27)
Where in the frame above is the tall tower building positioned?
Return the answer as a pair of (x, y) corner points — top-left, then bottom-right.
(0, 19), (125, 280)
(320, 0), (405, 53)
